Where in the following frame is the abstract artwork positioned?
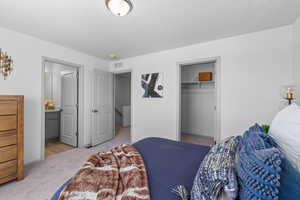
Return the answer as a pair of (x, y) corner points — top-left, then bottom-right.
(141, 73), (164, 98)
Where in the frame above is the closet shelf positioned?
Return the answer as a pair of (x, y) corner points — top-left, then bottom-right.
(181, 81), (215, 85)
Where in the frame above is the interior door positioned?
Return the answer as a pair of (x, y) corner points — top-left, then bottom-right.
(61, 71), (78, 147)
(91, 69), (114, 146)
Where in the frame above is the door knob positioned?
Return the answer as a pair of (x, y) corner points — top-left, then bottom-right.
(92, 109), (98, 113)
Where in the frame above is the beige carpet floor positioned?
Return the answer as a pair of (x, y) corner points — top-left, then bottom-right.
(0, 128), (131, 200)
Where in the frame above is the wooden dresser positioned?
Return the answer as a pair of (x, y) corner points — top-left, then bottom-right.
(0, 95), (24, 184)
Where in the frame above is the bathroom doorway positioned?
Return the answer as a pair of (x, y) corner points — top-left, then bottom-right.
(42, 58), (83, 159)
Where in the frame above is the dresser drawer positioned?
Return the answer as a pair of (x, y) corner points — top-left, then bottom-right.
(0, 101), (17, 115)
(0, 160), (17, 179)
(0, 115), (17, 131)
(0, 145), (17, 163)
(0, 131), (17, 148)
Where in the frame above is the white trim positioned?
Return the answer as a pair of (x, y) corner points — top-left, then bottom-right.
(41, 57), (85, 160)
(113, 70), (133, 144)
(176, 57), (221, 143)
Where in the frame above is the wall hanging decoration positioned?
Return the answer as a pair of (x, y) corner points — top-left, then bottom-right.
(0, 48), (13, 80)
(141, 72), (164, 98)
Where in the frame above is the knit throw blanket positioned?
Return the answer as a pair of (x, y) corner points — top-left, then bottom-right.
(58, 144), (150, 200)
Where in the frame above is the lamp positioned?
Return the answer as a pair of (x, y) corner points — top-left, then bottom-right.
(281, 85), (296, 105)
(105, 0), (133, 16)
(286, 87), (295, 105)
(0, 48), (13, 80)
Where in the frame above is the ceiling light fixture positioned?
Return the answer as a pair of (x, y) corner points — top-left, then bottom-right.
(105, 0), (133, 16)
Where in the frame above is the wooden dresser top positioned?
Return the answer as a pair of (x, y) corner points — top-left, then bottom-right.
(0, 96), (24, 100)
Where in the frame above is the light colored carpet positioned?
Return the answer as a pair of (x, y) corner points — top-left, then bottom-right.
(0, 128), (130, 200)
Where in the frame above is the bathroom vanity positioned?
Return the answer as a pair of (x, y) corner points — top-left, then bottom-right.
(45, 109), (61, 143)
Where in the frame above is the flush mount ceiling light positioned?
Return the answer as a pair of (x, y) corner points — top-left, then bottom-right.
(105, 0), (133, 16)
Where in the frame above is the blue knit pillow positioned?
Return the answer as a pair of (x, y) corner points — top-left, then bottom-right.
(279, 157), (300, 199)
(237, 125), (282, 200)
(245, 124), (300, 199)
(247, 123), (277, 148)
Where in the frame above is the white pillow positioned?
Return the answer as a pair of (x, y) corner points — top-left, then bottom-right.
(269, 103), (300, 172)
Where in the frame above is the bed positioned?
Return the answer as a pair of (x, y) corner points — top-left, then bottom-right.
(51, 137), (210, 200)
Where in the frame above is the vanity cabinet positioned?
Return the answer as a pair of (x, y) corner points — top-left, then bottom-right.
(45, 110), (61, 143)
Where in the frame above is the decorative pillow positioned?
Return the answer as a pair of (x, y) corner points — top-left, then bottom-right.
(279, 157), (300, 199)
(248, 123), (264, 132)
(190, 137), (239, 200)
(245, 124), (300, 200)
(269, 103), (300, 173)
(237, 125), (282, 200)
(246, 123), (277, 149)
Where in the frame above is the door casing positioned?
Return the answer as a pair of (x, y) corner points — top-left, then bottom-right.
(176, 57), (221, 143)
(113, 70), (133, 143)
(41, 57), (84, 160)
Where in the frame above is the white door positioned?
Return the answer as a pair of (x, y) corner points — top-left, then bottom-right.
(61, 71), (78, 147)
(91, 69), (114, 146)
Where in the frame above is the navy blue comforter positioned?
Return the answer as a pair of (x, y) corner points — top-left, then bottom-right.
(51, 137), (210, 200)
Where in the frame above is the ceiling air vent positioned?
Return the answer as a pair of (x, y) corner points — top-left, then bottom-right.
(114, 62), (123, 69)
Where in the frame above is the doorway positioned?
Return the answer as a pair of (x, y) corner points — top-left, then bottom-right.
(42, 58), (83, 159)
(177, 57), (221, 146)
(114, 72), (131, 142)
(89, 69), (130, 147)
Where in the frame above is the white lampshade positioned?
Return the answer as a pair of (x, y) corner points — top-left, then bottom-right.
(106, 0), (133, 16)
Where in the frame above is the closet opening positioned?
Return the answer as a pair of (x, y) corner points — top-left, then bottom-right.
(177, 58), (221, 146)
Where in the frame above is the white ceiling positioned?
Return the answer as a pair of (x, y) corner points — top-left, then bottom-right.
(0, 0), (299, 59)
